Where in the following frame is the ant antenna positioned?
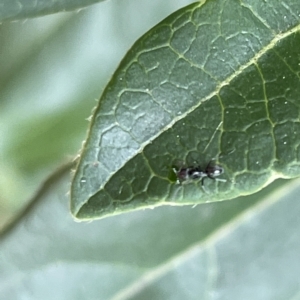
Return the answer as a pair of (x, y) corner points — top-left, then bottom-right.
(218, 148), (236, 160)
(203, 121), (223, 153)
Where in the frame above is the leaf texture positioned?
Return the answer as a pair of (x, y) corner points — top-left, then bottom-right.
(71, 0), (300, 220)
(0, 0), (106, 22)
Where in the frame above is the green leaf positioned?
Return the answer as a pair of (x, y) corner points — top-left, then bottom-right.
(0, 0), (106, 22)
(0, 0), (194, 224)
(71, 0), (300, 220)
(0, 11), (100, 208)
(112, 179), (300, 300)
(1, 166), (300, 298)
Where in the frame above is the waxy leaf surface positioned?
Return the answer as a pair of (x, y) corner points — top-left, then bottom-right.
(71, 0), (300, 220)
(1, 170), (300, 298)
(0, 0), (106, 22)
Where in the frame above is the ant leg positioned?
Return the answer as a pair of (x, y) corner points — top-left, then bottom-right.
(201, 177), (208, 194)
(207, 173), (226, 182)
(215, 178), (227, 182)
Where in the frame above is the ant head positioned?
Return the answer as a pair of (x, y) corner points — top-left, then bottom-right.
(206, 164), (224, 178)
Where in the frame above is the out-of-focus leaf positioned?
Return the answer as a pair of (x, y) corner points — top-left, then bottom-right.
(113, 179), (300, 300)
(0, 0), (195, 227)
(0, 11), (98, 208)
(0, 0), (106, 22)
(0, 161), (298, 299)
(71, 0), (300, 220)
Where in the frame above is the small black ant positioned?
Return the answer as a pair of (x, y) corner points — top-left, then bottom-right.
(172, 161), (225, 186)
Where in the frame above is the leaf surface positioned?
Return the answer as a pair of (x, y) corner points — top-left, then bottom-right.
(1, 166), (299, 299)
(71, 0), (300, 220)
(112, 179), (300, 300)
(0, 0), (106, 22)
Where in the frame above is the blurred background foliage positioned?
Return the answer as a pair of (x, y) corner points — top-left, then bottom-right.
(1, 1), (300, 298)
(0, 0), (195, 228)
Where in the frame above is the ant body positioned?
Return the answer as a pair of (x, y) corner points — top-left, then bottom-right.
(172, 161), (225, 186)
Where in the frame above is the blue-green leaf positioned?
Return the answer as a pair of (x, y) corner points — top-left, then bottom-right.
(71, 0), (300, 220)
(0, 0), (105, 22)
